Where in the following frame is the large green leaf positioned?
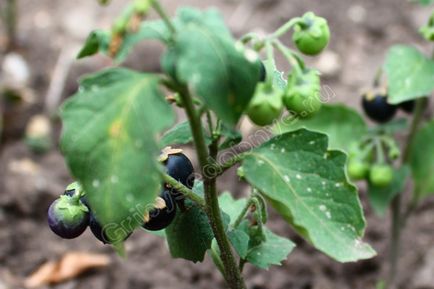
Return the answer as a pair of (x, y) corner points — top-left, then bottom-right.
(409, 120), (434, 198)
(384, 45), (434, 104)
(274, 104), (367, 151)
(60, 68), (174, 243)
(368, 166), (410, 216)
(170, 8), (260, 126)
(165, 204), (214, 262)
(242, 129), (376, 262)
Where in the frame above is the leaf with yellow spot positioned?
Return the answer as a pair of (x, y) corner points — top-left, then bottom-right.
(60, 68), (174, 246)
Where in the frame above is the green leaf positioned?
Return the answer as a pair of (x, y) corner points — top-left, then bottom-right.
(274, 104), (367, 151)
(79, 67), (137, 91)
(409, 120), (434, 198)
(114, 20), (171, 62)
(384, 45), (434, 104)
(60, 68), (174, 243)
(159, 121), (211, 148)
(165, 204), (214, 262)
(414, 0), (434, 5)
(77, 30), (110, 59)
(242, 129), (376, 262)
(227, 229), (250, 258)
(245, 227), (295, 269)
(368, 166), (410, 216)
(170, 8), (260, 126)
(218, 192), (248, 225)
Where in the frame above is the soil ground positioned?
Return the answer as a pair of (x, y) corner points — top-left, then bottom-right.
(1, 0), (434, 288)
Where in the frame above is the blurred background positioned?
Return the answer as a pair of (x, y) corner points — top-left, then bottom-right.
(0, 0), (434, 288)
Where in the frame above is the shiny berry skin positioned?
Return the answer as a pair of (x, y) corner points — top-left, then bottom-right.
(143, 190), (177, 231)
(369, 164), (393, 187)
(48, 196), (89, 239)
(89, 212), (109, 243)
(165, 153), (194, 188)
(362, 93), (397, 123)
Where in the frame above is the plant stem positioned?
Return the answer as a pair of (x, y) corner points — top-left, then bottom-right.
(4, 0), (17, 51)
(269, 17), (301, 39)
(387, 97), (427, 288)
(215, 153), (246, 177)
(161, 173), (205, 208)
(150, 0), (176, 35)
(177, 85), (246, 289)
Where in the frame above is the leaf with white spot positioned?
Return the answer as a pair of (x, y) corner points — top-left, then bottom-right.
(60, 68), (174, 244)
(242, 129), (376, 262)
(384, 45), (434, 104)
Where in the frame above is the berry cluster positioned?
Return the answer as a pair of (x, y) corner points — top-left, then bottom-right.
(361, 89), (416, 123)
(48, 151), (194, 243)
(247, 62), (322, 126)
(347, 137), (399, 188)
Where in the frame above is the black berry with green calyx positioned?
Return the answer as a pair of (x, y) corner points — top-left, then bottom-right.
(143, 189), (177, 231)
(361, 92), (397, 123)
(47, 195), (89, 239)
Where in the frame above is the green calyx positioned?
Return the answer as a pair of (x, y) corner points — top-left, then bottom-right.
(292, 12), (330, 56)
(247, 83), (284, 126)
(283, 68), (321, 118)
(55, 195), (89, 224)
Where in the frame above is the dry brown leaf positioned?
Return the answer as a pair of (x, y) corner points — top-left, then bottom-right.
(24, 252), (110, 288)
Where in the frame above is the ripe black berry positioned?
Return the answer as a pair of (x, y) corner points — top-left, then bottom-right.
(89, 212), (109, 243)
(165, 153), (194, 188)
(362, 93), (397, 123)
(143, 190), (177, 231)
(48, 196), (89, 239)
(399, 100), (415, 113)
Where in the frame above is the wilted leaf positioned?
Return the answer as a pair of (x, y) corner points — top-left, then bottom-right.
(25, 252), (110, 288)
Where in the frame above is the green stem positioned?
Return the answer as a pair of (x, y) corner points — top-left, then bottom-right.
(178, 85), (246, 289)
(215, 153), (246, 178)
(269, 17), (301, 39)
(387, 97), (427, 288)
(150, 0), (176, 35)
(234, 198), (254, 228)
(161, 173), (205, 208)
(273, 39), (304, 74)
